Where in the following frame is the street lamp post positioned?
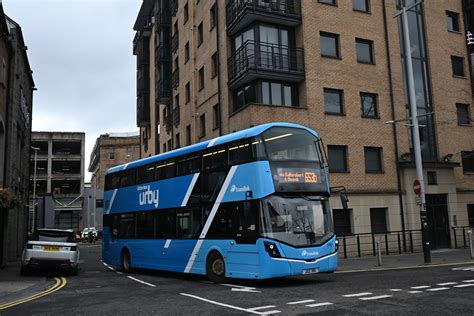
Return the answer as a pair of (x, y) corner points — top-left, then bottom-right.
(395, 1), (431, 264)
(30, 146), (40, 233)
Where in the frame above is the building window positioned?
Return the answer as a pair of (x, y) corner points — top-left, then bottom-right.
(261, 81), (295, 106)
(333, 209), (352, 235)
(356, 38), (374, 64)
(197, 22), (203, 46)
(328, 145), (348, 173)
(184, 2), (189, 24)
(185, 42), (190, 63)
(210, 4), (217, 30)
(167, 140), (172, 151)
(109, 152), (115, 160)
(213, 104), (220, 130)
(175, 93), (179, 107)
(96, 199), (104, 208)
(199, 114), (206, 138)
(185, 82), (191, 103)
(318, 0), (337, 5)
(461, 151), (474, 173)
(468, 205), (474, 227)
(175, 133), (180, 149)
(360, 92), (378, 118)
(198, 67), (204, 90)
(370, 208), (388, 234)
(451, 56), (465, 77)
(456, 103), (471, 125)
(163, 143), (166, 152)
(234, 83), (256, 112)
(320, 32), (340, 58)
(353, 0), (369, 12)
(446, 11), (460, 32)
(427, 171), (437, 185)
(211, 53), (218, 78)
(186, 125), (191, 146)
(324, 88), (344, 115)
(364, 147), (383, 173)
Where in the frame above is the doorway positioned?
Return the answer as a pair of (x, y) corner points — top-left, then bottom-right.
(425, 194), (451, 249)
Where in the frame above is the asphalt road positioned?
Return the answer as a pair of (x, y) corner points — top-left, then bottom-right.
(2, 244), (474, 315)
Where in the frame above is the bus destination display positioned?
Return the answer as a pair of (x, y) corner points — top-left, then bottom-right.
(276, 168), (319, 184)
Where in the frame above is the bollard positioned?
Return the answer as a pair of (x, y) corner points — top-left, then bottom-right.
(468, 230), (473, 260)
(376, 241), (382, 266)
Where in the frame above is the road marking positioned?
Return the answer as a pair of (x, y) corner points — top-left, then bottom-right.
(453, 284), (474, 288)
(426, 287), (449, 292)
(359, 295), (392, 301)
(248, 306), (276, 311)
(462, 279), (474, 283)
(306, 302), (333, 308)
(408, 291), (423, 294)
(286, 299), (315, 305)
(389, 289), (403, 292)
(437, 282), (457, 286)
(102, 261), (123, 274)
(180, 293), (280, 315)
(411, 285), (430, 289)
(127, 276), (156, 287)
(221, 284), (261, 293)
(452, 267), (474, 271)
(0, 277), (67, 310)
(342, 292), (372, 297)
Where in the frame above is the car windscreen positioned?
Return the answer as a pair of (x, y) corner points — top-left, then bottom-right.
(31, 231), (74, 243)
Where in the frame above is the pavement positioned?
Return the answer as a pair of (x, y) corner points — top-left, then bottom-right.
(0, 246), (472, 308)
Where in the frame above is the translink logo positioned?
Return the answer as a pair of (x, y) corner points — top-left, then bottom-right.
(138, 185), (159, 208)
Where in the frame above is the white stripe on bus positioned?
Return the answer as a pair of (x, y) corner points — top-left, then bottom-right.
(207, 138), (218, 148)
(181, 173), (200, 207)
(105, 189), (118, 214)
(164, 239), (172, 249)
(184, 166), (238, 273)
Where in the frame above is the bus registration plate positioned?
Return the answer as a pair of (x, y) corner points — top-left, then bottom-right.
(302, 268), (319, 275)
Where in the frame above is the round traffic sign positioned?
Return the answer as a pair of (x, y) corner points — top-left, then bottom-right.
(413, 179), (421, 196)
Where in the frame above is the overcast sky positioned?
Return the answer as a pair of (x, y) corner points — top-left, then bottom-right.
(3, 0), (142, 181)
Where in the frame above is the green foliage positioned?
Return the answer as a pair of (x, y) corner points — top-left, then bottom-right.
(0, 189), (22, 210)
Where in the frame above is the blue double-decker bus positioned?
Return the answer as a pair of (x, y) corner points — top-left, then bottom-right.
(102, 122), (341, 281)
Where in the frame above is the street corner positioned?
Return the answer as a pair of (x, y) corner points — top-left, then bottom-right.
(0, 277), (67, 311)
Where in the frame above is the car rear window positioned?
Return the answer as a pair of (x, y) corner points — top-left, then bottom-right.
(32, 231), (74, 243)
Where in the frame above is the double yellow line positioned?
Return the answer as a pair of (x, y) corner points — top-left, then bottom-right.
(0, 277), (67, 310)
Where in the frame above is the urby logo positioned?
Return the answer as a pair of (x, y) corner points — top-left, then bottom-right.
(230, 184), (250, 193)
(301, 250), (319, 256)
(138, 185), (159, 208)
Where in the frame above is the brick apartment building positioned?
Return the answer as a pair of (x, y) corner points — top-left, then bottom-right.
(87, 132), (140, 231)
(30, 132), (85, 231)
(0, 4), (35, 266)
(133, 0), (474, 252)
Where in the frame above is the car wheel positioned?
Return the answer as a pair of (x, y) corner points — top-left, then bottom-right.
(121, 249), (131, 273)
(206, 251), (227, 283)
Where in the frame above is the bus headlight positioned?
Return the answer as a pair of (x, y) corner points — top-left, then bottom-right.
(335, 239), (339, 252)
(264, 242), (281, 258)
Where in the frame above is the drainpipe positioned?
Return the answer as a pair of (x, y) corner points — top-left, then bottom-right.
(215, 0), (223, 136)
(382, 0), (407, 251)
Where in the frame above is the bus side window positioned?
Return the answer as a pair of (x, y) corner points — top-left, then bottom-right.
(106, 174), (121, 190)
(137, 164), (155, 184)
(203, 146), (228, 171)
(177, 156), (201, 176)
(120, 169), (136, 188)
(251, 136), (266, 160)
(156, 161), (176, 180)
(229, 140), (252, 165)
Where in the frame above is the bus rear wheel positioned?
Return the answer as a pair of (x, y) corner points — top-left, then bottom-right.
(121, 249), (131, 273)
(206, 251), (227, 283)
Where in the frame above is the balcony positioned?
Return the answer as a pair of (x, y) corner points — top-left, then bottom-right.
(226, 0), (301, 36)
(171, 0), (178, 17)
(157, 79), (172, 102)
(137, 94), (150, 127)
(173, 105), (180, 127)
(171, 30), (179, 54)
(172, 68), (179, 90)
(228, 40), (305, 89)
(156, 8), (171, 26)
(157, 45), (171, 61)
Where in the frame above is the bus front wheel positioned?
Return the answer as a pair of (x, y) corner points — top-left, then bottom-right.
(121, 249), (131, 273)
(206, 251), (227, 283)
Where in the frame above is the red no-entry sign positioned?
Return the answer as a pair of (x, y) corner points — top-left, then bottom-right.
(413, 179), (421, 196)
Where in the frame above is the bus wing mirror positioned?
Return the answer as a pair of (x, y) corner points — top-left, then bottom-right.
(340, 191), (349, 210)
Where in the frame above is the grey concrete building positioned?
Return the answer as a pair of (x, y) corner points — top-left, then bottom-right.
(30, 132), (85, 231)
(0, 4), (35, 267)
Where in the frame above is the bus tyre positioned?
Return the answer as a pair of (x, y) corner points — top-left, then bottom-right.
(121, 249), (131, 273)
(206, 252), (227, 283)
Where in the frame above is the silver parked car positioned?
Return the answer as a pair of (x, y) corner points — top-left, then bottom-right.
(21, 228), (80, 275)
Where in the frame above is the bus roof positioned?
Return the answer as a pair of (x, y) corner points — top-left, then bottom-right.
(106, 122), (318, 175)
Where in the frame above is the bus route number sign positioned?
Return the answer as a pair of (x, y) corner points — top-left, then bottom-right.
(277, 168), (319, 184)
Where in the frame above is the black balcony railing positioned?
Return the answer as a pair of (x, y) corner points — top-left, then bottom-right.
(165, 114), (173, 133)
(157, 79), (172, 101)
(228, 40), (304, 87)
(171, 31), (179, 54)
(172, 68), (179, 90)
(171, 0), (178, 17)
(157, 8), (171, 26)
(226, 0), (301, 35)
(157, 45), (171, 61)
